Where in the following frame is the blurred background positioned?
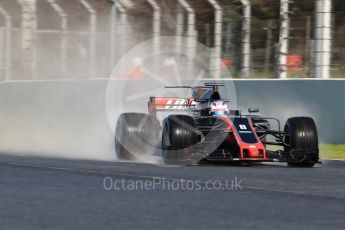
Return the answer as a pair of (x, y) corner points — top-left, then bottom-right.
(0, 0), (344, 80)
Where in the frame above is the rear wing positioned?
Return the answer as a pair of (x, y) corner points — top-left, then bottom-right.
(148, 97), (196, 117)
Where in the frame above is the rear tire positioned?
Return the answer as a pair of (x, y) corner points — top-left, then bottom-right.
(161, 115), (198, 165)
(115, 113), (160, 161)
(284, 117), (319, 167)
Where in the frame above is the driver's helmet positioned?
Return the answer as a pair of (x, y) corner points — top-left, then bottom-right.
(210, 100), (229, 116)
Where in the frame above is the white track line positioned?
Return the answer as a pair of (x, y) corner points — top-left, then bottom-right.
(321, 158), (345, 161)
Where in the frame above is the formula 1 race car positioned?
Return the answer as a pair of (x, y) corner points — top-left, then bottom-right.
(115, 83), (320, 167)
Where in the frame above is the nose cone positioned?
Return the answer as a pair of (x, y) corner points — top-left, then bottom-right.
(249, 148), (259, 157)
(243, 147), (264, 159)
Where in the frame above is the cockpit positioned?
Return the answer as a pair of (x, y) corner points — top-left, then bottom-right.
(210, 100), (229, 117)
(194, 89), (230, 117)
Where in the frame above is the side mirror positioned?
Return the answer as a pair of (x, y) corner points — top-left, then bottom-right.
(230, 110), (241, 116)
(248, 108), (259, 113)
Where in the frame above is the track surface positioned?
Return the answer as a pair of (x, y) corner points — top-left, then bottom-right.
(0, 154), (345, 230)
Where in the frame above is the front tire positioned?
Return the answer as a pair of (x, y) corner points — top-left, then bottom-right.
(284, 117), (319, 167)
(161, 115), (198, 165)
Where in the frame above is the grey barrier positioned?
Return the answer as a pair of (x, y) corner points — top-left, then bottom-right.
(0, 79), (343, 160)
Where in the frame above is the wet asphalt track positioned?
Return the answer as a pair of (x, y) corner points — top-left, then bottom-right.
(0, 155), (345, 230)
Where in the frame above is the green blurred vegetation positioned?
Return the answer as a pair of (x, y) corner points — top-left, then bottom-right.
(320, 144), (345, 159)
